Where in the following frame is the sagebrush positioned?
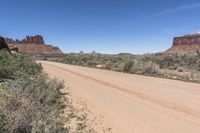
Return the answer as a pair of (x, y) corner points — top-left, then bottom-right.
(0, 51), (66, 132)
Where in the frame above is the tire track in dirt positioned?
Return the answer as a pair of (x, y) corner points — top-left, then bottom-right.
(46, 62), (200, 125)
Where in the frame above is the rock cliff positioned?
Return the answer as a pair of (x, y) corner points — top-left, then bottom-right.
(5, 35), (63, 54)
(165, 33), (200, 55)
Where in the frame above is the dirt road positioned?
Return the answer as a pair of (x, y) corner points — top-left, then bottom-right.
(40, 61), (200, 133)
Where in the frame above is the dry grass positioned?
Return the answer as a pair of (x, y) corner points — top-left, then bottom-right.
(37, 53), (200, 83)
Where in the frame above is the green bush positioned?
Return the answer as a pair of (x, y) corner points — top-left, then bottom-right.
(0, 51), (42, 80)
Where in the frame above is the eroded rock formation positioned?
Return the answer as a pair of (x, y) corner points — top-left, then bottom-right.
(165, 33), (200, 55)
(173, 34), (200, 46)
(5, 35), (63, 54)
(6, 35), (44, 44)
(0, 36), (12, 53)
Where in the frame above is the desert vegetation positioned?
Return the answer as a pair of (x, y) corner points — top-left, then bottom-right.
(0, 51), (94, 133)
(38, 53), (200, 83)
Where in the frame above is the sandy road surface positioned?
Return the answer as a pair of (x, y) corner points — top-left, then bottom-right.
(40, 61), (200, 133)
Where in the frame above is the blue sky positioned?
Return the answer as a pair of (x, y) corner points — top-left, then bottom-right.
(1, 0), (200, 54)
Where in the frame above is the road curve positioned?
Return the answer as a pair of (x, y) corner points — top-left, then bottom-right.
(40, 61), (200, 133)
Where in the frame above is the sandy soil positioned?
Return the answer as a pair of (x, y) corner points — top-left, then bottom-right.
(40, 61), (200, 133)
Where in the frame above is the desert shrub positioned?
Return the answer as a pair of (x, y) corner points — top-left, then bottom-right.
(0, 51), (67, 133)
(38, 53), (200, 83)
(0, 51), (42, 80)
(155, 54), (200, 71)
(0, 51), (16, 79)
(0, 74), (66, 133)
(141, 61), (160, 74)
(123, 61), (133, 72)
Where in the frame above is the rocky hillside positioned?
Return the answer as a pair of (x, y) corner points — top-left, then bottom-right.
(5, 35), (63, 54)
(165, 33), (200, 55)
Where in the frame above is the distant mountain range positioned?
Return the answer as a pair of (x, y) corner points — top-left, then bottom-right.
(5, 33), (200, 55)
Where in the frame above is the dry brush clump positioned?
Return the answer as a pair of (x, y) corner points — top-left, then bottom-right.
(0, 76), (67, 133)
(0, 51), (67, 132)
(123, 59), (160, 75)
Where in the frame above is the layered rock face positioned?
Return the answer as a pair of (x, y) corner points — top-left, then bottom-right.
(5, 35), (63, 54)
(173, 34), (200, 46)
(165, 33), (200, 54)
(6, 35), (44, 44)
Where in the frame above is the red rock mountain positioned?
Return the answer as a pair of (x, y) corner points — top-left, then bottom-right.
(165, 33), (200, 54)
(5, 35), (63, 54)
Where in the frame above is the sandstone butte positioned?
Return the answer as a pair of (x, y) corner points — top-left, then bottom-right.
(165, 33), (200, 55)
(5, 35), (63, 54)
